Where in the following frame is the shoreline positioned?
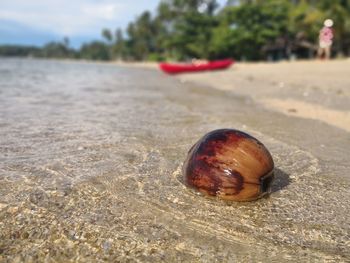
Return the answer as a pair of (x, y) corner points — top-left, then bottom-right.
(169, 59), (350, 133)
(0, 58), (349, 261)
(104, 58), (350, 133)
(106, 58), (350, 133)
(120, 58), (350, 182)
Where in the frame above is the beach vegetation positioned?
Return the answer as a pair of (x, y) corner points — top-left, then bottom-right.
(1, 0), (349, 61)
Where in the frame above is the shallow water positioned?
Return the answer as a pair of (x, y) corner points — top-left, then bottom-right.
(0, 58), (349, 262)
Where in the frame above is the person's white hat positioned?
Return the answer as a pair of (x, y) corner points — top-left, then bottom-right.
(324, 19), (334, 27)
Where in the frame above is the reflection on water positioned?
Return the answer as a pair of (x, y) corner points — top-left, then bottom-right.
(0, 58), (349, 262)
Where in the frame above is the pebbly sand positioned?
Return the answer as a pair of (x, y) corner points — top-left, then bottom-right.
(0, 58), (349, 262)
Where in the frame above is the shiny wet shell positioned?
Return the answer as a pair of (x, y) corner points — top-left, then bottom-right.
(183, 129), (275, 201)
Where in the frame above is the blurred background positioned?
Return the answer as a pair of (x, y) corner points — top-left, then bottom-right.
(1, 1), (350, 262)
(1, 0), (349, 62)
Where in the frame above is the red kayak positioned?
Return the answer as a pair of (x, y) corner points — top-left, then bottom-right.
(159, 59), (234, 74)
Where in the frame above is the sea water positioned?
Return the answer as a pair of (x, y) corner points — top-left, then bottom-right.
(0, 58), (349, 262)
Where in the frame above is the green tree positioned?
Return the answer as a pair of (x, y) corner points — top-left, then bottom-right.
(40, 41), (75, 58)
(124, 11), (159, 60)
(288, 1), (324, 41)
(63, 36), (70, 48)
(0, 45), (41, 57)
(102, 28), (113, 43)
(170, 12), (218, 59)
(79, 41), (110, 60)
(113, 28), (126, 59)
(158, 0), (219, 59)
(217, 0), (290, 60)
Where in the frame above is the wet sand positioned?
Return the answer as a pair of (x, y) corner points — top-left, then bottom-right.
(0, 58), (349, 262)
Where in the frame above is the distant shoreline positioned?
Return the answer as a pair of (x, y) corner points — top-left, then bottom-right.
(2, 55), (349, 67)
(3, 55), (350, 133)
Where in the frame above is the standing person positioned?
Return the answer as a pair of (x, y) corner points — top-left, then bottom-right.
(317, 19), (334, 59)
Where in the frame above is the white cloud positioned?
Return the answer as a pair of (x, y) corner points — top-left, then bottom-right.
(0, 0), (127, 36)
(82, 3), (121, 20)
(0, 0), (228, 41)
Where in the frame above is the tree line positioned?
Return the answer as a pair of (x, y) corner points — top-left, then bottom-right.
(1, 0), (350, 61)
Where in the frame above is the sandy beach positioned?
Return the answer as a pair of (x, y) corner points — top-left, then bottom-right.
(120, 59), (350, 132)
(177, 59), (350, 132)
(0, 58), (349, 262)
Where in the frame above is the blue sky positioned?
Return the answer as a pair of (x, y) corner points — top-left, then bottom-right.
(0, 0), (227, 48)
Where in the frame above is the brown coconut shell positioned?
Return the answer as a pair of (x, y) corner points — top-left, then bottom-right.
(183, 129), (274, 201)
